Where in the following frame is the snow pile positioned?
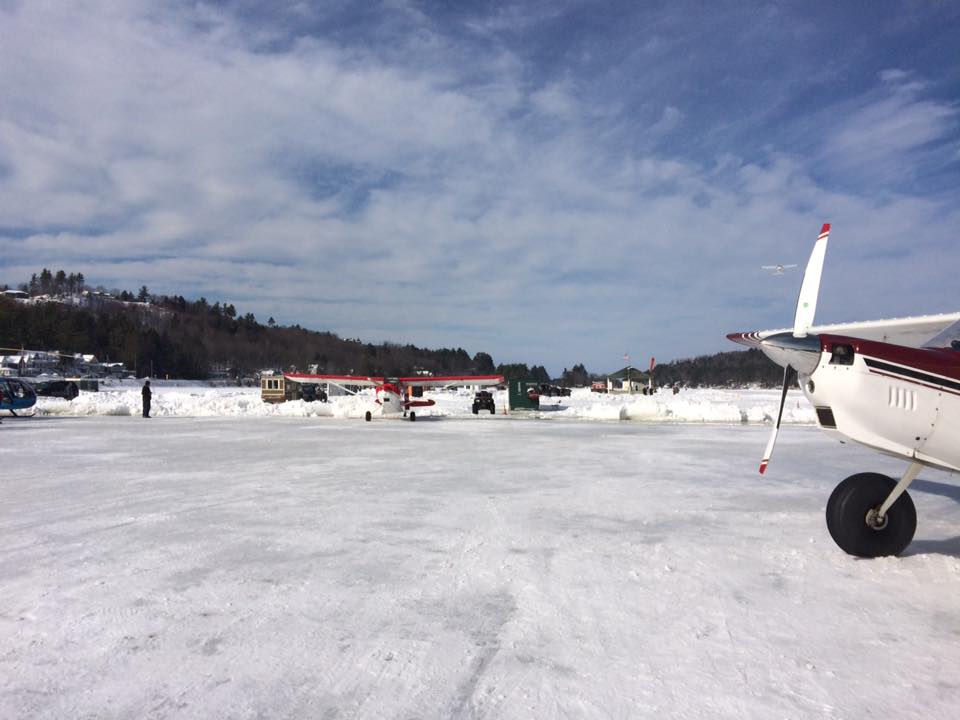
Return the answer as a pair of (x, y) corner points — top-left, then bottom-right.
(549, 387), (814, 424)
(34, 384), (817, 424)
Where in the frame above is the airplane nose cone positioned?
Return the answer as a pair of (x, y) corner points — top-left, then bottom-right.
(759, 333), (822, 375)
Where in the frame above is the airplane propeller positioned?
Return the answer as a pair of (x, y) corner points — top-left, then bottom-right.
(758, 223), (830, 474)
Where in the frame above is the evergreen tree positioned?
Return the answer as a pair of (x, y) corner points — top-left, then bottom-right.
(472, 351), (495, 373)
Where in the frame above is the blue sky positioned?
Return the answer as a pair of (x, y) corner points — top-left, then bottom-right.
(1, 1), (958, 375)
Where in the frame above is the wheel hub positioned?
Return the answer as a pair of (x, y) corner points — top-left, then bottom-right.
(865, 507), (888, 531)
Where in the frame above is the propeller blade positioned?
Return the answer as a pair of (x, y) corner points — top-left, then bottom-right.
(793, 223), (830, 337)
(759, 366), (793, 474)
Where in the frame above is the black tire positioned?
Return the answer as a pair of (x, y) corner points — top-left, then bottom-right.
(409, 411), (416, 422)
(489, 407), (495, 415)
(472, 404), (479, 414)
(825, 472), (917, 557)
(364, 411), (372, 422)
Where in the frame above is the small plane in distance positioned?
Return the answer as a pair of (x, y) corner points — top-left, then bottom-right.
(284, 373), (504, 421)
(762, 263), (798, 275)
(730, 223), (960, 557)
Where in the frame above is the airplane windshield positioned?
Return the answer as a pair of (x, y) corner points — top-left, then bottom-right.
(923, 319), (960, 350)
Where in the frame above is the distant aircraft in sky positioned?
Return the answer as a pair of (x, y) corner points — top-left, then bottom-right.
(761, 264), (798, 275)
(730, 223), (960, 558)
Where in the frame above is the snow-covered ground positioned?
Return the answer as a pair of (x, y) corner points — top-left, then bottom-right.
(3, 390), (960, 718)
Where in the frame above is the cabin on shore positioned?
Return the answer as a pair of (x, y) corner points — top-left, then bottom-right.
(260, 373), (286, 403)
(605, 365), (652, 393)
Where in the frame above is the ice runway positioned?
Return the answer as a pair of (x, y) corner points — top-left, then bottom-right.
(3, 414), (960, 718)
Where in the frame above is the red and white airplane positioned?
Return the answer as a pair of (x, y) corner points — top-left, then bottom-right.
(284, 373), (503, 422)
(729, 223), (960, 557)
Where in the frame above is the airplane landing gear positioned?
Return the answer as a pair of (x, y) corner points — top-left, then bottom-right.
(826, 470), (918, 557)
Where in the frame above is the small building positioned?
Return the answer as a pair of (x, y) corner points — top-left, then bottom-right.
(0, 351), (59, 376)
(507, 378), (541, 410)
(605, 365), (651, 394)
(261, 374), (287, 403)
(102, 362), (129, 379)
(71, 353), (101, 375)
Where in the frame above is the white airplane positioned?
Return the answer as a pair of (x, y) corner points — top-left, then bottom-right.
(730, 223), (960, 557)
(284, 372), (503, 422)
(762, 263), (798, 275)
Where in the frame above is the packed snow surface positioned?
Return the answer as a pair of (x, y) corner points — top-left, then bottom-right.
(3, 387), (960, 718)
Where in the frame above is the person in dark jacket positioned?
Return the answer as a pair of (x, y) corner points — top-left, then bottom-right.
(141, 380), (152, 418)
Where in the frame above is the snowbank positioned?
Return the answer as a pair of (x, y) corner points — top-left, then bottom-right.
(33, 384), (817, 424)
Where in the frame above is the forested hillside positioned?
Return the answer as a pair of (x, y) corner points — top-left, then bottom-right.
(652, 349), (783, 388)
(2, 269), (779, 384)
(0, 287), (492, 379)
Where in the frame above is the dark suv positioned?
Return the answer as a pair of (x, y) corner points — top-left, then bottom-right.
(32, 379), (80, 400)
(300, 384), (328, 403)
(472, 390), (496, 415)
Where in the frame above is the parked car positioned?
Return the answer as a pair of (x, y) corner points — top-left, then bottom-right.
(472, 390), (496, 415)
(300, 384), (328, 403)
(31, 379), (80, 400)
(538, 383), (571, 397)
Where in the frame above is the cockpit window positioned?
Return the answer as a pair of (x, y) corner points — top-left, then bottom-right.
(923, 319), (960, 350)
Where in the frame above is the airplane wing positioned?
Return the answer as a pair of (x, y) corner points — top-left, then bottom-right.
(729, 312), (960, 350)
(284, 373), (383, 388)
(398, 374), (504, 389)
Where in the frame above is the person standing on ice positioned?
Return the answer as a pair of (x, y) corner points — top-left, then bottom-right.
(141, 380), (152, 418)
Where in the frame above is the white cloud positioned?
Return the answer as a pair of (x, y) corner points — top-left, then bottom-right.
(648, 105), (683, 137)
(1, 2), (958, 373)
(820, 70), (958, 186)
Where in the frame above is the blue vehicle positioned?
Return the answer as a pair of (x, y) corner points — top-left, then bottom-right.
(0, 377), (37, 416)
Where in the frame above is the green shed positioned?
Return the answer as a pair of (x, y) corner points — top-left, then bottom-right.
(507, 379), (541, 410)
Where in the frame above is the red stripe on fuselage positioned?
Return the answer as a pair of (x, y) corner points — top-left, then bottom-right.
(820, 334), (960, 384)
